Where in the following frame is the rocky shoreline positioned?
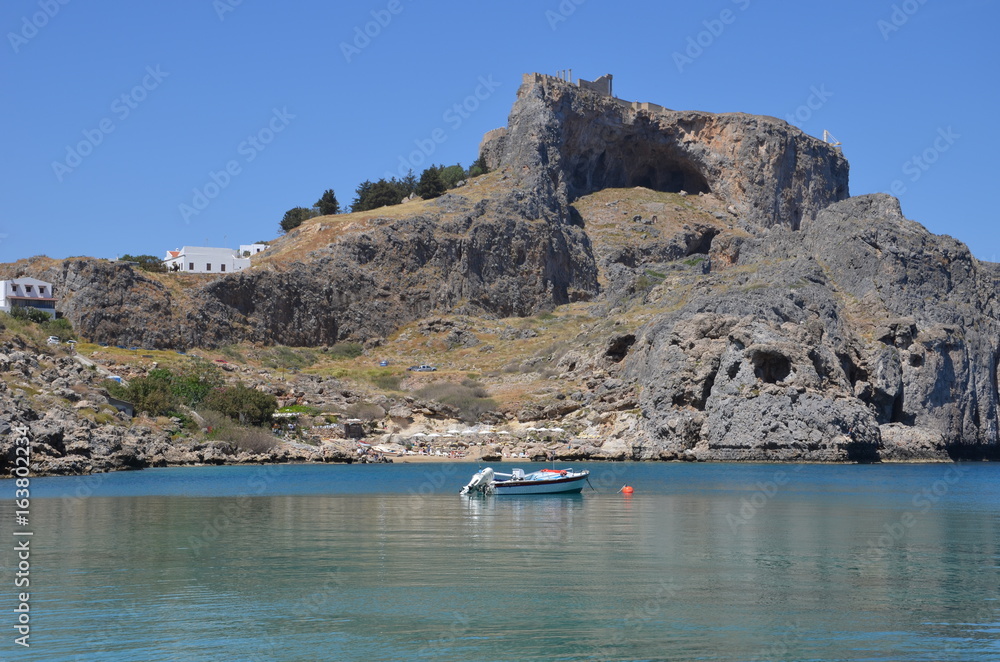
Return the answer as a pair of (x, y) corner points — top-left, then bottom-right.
(4, 74), (999, 470)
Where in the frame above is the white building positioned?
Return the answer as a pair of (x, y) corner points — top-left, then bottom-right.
(162, 247), (252, 274)
(239, 243), (269, 257)
(0, 277), (57, 318)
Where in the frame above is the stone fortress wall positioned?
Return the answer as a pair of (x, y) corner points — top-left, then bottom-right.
(482, 72), (669, 156)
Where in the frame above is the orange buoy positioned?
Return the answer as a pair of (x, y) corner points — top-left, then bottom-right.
(621, 485), (634, 494)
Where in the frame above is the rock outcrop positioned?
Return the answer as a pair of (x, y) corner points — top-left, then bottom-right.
(3, 72), (997, 464)
(0, 339), (359, 477)
(484, 73), (850, 230)
(9, 73), (847, 350)
(620, 194), (1000, 461)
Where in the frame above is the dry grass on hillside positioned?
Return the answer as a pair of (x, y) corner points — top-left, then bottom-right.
(256, 171), (511, 266)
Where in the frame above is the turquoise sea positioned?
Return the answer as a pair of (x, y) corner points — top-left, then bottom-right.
(3, 462), (999, 661)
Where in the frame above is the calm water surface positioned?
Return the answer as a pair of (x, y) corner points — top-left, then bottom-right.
(3, 462), (999, 661)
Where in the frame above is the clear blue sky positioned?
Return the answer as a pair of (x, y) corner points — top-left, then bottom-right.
(1, 0), (997, 263)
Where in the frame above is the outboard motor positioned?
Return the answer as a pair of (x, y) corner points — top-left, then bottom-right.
(460, 467), (495, 494)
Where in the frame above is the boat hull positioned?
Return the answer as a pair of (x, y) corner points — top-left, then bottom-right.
(492, 473), (589, 495)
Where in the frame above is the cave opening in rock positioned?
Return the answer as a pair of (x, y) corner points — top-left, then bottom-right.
(726, 361), (741, 379)
(751, 350), (792, 384)
(605, 334), (636, 363)
(569, 144), (711, 199)
(890, 391), (913, 425)
(686, 227), (720, 256)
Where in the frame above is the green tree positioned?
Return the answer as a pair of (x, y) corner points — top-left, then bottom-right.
(468, 155), (489, 178)
(203, 383), (278, 427)
(314, 189), (341, 216)
(439, 164), (465, 189)
(352, 178), (409, 212)
(42, 317), (74, 340)
(119, 254), (166, 273)
(170, 360), (225, 407)
(351, 180), (373, 212)
(8, 306), (51, 323)
(416, 167), (445, 199)
(279, 207), (316, 234)
(107, 368), (175, 417)
(401, 170), (417, 195)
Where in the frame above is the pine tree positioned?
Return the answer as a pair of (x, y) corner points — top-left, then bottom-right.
(314, 189), (340, 216)
(415, 167), (446, 199)
(352, 178), (409, 211)
(401, 170), (417, 195)
(279, 207), (315, 234)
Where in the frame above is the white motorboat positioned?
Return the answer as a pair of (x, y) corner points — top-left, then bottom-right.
(460, 467), (590, 495)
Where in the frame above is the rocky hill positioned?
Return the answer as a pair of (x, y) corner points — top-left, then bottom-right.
(3, 72), (998, 469)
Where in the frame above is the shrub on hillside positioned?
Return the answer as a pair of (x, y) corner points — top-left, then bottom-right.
(42, 317), (75, 339)
(106, 369), (175, 417)
(119, 254), (167, 273)
(9, 306), (51, 324)
(415, 379), (496, 423)
(326, 342), (363, 360)
(344, 402), (386, 421)
(262, 346), (316, 371)
(200, 410), (278, 453)
(104, 363), (224, 416)
(203, 384), (277, 427)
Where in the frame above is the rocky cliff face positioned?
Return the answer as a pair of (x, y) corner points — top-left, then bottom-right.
(483, 73), (850, 230)
(619, 194), (1000, 461)
(4, 73), (996, 462)
(9, 189), (598, 349)
(16, 73), (848, 350)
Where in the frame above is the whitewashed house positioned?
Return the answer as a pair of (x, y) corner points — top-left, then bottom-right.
(239, 243), (269, 257)
(0, 277), (57, 318)
(162, 247), (252, 274)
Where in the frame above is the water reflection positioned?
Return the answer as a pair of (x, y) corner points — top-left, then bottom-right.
(10, 464), (1000, 661)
